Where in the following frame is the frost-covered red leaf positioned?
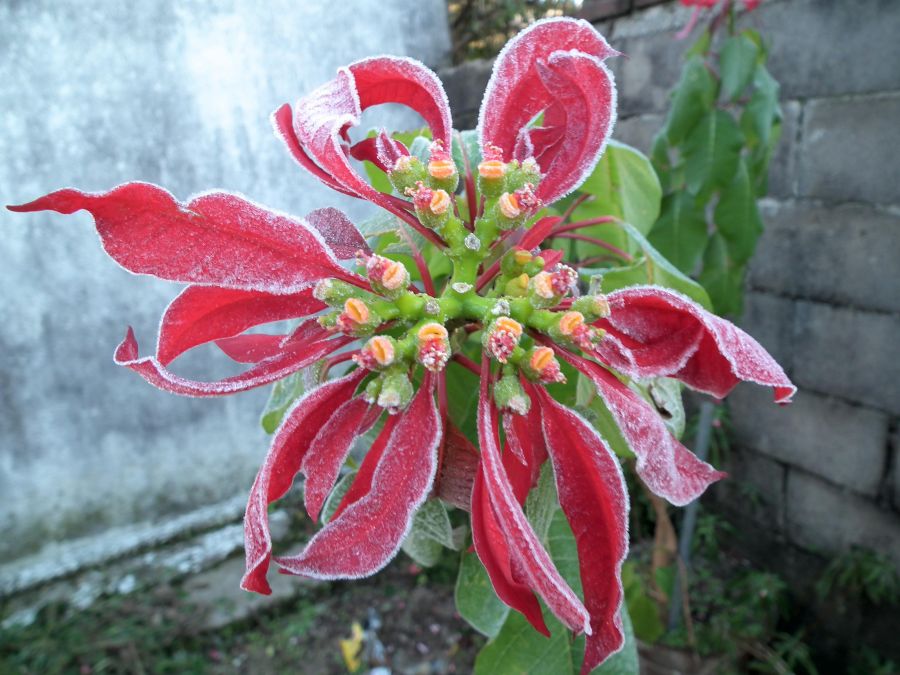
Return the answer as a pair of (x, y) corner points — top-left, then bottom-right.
(305, 207), (371, 260)
(477, 360), (591, 635)
(276, 375), (441, 579)
(157, 286), (324, 366)
(559, 348), (724, 506)
(478, 17), (617, 203)
(115, 326), (350, 397)
(594, 286), (796, 403)
(533, 384), (628, 674)
(301, 397), (379, 522)
(8, 184), (366, 293)
(242, 370), (367, 594)
(471, 468), (549, 637)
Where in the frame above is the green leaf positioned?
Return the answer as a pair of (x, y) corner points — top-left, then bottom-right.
(665, 56), (717, 145)
(596, 222), (711, 310)
(621, 563), (665, 643)
(715, 159), (763, 264)
(631, 377), (686, 440)
(401, 499), (457, 567)
(474, 608), (574, 675)
(720, 35), (759, 101)
(321, 472), (355, 523)
(452, 128), (482, 178)
(741, 64), (781, 151)
(576, 140), (662, 234)
(445, 358), (481, 443)
(647, 192), (708, 273)
(526, 464), (558, 547)
(698, 233), (744, 316)
(683, 109), (744, 195)
(260, 370), (305, 433)
(455, 551), (511, 638)
(588, 608), (639, 674)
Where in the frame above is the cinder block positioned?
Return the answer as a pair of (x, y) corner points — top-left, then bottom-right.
(793, 301), (900, 414)
(799, 93), (900, 206)
(730, 385), (888, 497)
(578, 0), (632, 22)
(750, 202), (900, 314)
(438, 59), (493, 131)
(786, 471), (900, 569)
(757, 0), (900, 99)
(608, 34), (686, 117)
(740, 292), (795, 372)
(766, 100), (800, 199)
(612, 113), (665, 154)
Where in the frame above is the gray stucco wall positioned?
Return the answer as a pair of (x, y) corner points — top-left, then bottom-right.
(1, 0), (450, 571)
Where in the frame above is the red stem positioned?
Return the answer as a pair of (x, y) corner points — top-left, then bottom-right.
(395, 221), (436, 296)
(550, 216), (618, 237)
(553, 232), (634, 263)
(452, 353), (480, 375)
(321, 349), (359, 379)
(558, 192), (592, 225)
(475, 259), (501, 293)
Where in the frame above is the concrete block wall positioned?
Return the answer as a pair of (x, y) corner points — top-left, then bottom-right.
(440, 0), (900, 571)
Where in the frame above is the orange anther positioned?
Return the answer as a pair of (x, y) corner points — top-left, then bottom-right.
(344, 298), (370, 324)
(495, 316), (523, 337)
(498, 192), (521, 219)
(367, 336), (394, 366)
(429, 189), (451, 215)
(428, 159), (456, 180)
(558, 311), (585, 335)
(530, 346), (555, 372)
(417, 323), (448, 342)
(382, 261), (407, 290)
(478, 159), (506, 180)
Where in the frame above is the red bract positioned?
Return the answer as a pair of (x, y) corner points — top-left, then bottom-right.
(8, 16), (795, 673)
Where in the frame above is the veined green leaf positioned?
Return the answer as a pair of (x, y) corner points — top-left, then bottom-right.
(456, 551), (511, 638)
(664, 56), (717, 145)
(647, 192), (708, 274)
(683, 109), (744, 195)
(715, 159), (763, 264)
(720, 35), (759, 101)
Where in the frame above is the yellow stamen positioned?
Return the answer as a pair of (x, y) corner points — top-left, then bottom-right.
(558, 311), (585, 336)
(417, 322), (448, 342)
(516, 273), (530, 289)
(498, 192), (521, 219)
(495, 317), (523, 338)
(428, 159), (456, 180)
(429, 189), (451, 215)
(513, 249), (533, 266)
(344, 298), (369, 324)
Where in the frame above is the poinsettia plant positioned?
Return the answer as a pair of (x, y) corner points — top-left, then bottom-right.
(9, 16), (793, 674)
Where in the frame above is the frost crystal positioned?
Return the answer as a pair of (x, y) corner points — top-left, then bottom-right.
(451, 282), (473, 293)
(464, 233), (481, 251)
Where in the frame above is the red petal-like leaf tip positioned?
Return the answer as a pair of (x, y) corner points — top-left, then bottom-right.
(10, 184), (366, 293)
(434, 422), (480, 511)
(558, 347), (725, 506)
(348, 56), (453, 148)
(241, 370), (367, 594)
(156, 286), (324, 366)
(114, 323), (349, 398)
(471, 468), (549, 637)
(532, 383), (629, 673)
(595, 286), (796, 403)
(477, 359), (592, 635)
(305, 207), (370, 260)
(275, 374), (442, 579)
(301, 397), (378, 522)
(478, 17), (617, 205)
